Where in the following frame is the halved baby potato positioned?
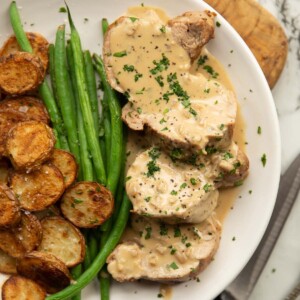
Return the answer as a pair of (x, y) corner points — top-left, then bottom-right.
(0, 184), (21, 228)
(6, 121), (55, 171)
(10, 164), (65, 211)
(0, 230), (25, 258)
(16, 251), (71, 294)
(0, 249), (17, 274)
(0, 52), (44, 95)
(2, 275), (46, 300)
(38, 216), (85, 267)
(33, 205), (61, 221)
(49, 149), (78, 188)
(0, 96), (50, 124)
(60, 181), (114, 228)
(0, 159), (11, 185)
(0, 32), (49, 75)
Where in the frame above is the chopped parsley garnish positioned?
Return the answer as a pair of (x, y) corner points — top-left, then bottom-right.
(203, 183), (212, 193)
(170, 148), (183, 160)
(257, 126), (262, 134)
(155, 75), (164, 87)
(197, 55), (208, 66)
(162, 91), (173, 102)
(159, 118), (166, 124)
(125, 176), (132, 182)
(145, 226), (152, 239)
(186, 242), (192, 248)
(168, 262), (179, 270)
(180, 183), (187, 190)
(134, 73), (143, 82)
(129, 17), (139, 22)
(170, 247), (177, 255)
(136, 87), (145, 94)
(170, 190), (178, 195)
(205, 145), (218, 155)
(204, 88), (210, 93)
(223, 152), (233, 160)
(123, 64), (135, 72)
(113, 50), (127, 57)
(144, 196), (151, 202)
(190, 178), (197, 185)
(146, 160), (160, 177)
(160, 223), (168, 236)
(203, 65), (219, 78)
(150, 54), (170, 75)
(73, 198), (83, 204)
(59, 7), (67, 13)
(219, 124), (225, 130)
(174, 227), (181, 237)
(160, 25), (166, 33)
(148, 147), (160, 160)
(234, 180), (243, 187)
(261, 153), (267, 167)
(216, 21), (221, 27)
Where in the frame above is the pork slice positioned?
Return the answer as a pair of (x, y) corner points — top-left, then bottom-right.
(103, 10), (237, 153)
(126, 147), (219, 224)
(107, 214), (221, 282)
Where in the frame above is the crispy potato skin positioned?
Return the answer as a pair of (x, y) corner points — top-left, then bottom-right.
(9, 164), (65, 211)
(0, 230), (25, 258)
(0, 159), (11, 185)
(2, 275), (46, 300)
(48, 149), (78, 189)
(0, 52), (44, 96)
(0, 97), (50, 124)
(6, 121), (55, 171)
(0, 250), (17, 274)
(60, 181), (114, 228)
(16, 251), (71, 294)
(0, 32), (49, 75)
(0, 184), (21, 228)
(38, 216), (85, 267)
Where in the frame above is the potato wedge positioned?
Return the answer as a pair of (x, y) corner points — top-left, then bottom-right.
(0, 250), (17, 274)
(0, 32), (49, 75)
(0, 52), (44, 96)
(13, 213), (42, 253)
(0, 97), (50, 124)
(10, 164), (65, 211)
(49, 149), (78, 188)
(0, 230), (25, 258)
(34, 205), (61, 220)
(6, 121), (55, 171)
(38, 216), (85, 267)
(60, 181), (114, 228)
(2, 275), (46, 300)
(16, 251), (71, 294)
(0, 159), (11, 185)
(0, 184), (21, 228)
(0, 109), (27, 157)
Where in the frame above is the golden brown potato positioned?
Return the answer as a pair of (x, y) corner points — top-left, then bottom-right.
(0, 96), (50, 124)
(6, 121), (55, 171)
(10, 164), (65, 211)
(49, 149), (78, 189)
(16, 251), (71, 294)
(0, 52), (44, 96)
(0, 32), (49, 75)
(0, 159), (11, 185)
(60, 181), (114, 228)
(0, 109), (27, 157)
(0, 250), (17, 274)
(0, 184), (21, 228)
(2, 275), (46, 300)
(0, 230), (25, 258)
(13, 213), (42, 253)
(38, 216), (85, 267)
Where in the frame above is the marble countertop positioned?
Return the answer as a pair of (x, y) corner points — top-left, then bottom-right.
(247, 0), (300, 299)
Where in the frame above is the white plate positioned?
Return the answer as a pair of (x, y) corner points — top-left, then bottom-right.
(0, 0), (281, 299)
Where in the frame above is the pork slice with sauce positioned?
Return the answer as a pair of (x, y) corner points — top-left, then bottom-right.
(126, 147), (219, 224)
(103, 10), (237, 154)
(107, 214), (221, 282)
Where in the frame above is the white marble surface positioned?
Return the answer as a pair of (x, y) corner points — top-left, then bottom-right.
(248, 0), (300, 299)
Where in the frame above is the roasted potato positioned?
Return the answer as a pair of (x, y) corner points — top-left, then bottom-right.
(6, 121), (55, 171)
(0, 52), (44, 96)
(33, 205), (61, 221)
(0, 249), (17, 274)
(0, 184), (21, 228)
(0, 109), (27, 157)
(38, 216), (85, 267)
(0, 96), (50, 124)
(0, 159), (11, 185)
(48, 149), (78, 188)
(16, 251), (71, 294)
(60, 181), (114, 228)
(0, 32), (49, 75)
(2, 275), (46, 300)
(10, 164), (65, 211)
(0, 212), (42, 258)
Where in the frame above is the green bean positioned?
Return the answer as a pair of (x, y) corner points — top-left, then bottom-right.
(9, 1), (69, 151)
(71, 264), (82, 300)
(66, 42), (94, 182)
(93, 55), (122, 195)
(46, 194), (131, 300)
(54, 25), (80, 163)
(83, 50), (100, 135)
(101, 18), (109, 35)
(66, 5), (106, 184)
(99, 267), (110, 300)
(103, 99), (111, 172)
(48, 44), (59, 104)
(88, 230), (99, 261)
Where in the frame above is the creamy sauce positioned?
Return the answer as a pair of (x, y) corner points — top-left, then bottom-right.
(159, 284), (173, 300)
(105, 8), (237, 151)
